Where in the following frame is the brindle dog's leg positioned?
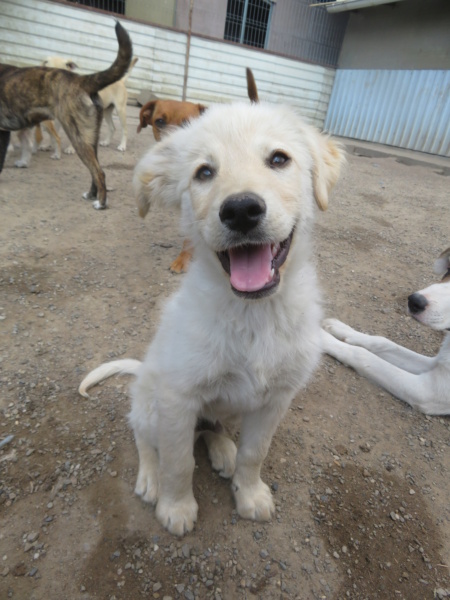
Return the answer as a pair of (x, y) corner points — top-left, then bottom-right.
(0, 130), (11, 173)
(61, 97), (107, 209)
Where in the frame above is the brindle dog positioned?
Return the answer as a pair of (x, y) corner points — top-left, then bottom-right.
(0, 22), (132, 209)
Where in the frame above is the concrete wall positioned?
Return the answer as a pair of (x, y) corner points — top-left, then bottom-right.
(268, 0), (348, 67)
(176, 0), (347, 68)
(338, 0), (450, 69)
(175, 0), (227, 39)
(126, 0), (175, 27)
(0, 0), (336, 128)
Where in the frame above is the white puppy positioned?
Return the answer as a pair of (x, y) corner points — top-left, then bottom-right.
(79, 102), (344, 536)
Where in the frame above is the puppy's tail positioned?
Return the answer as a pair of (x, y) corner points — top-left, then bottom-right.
(78, 358), (141, 398)
(80, 22), (133, 95)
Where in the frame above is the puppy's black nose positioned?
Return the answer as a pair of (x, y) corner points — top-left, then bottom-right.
(408, 292), (428, 315)
(219, 193), (266, 234)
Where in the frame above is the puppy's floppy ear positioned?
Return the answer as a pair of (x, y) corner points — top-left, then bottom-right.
(137, 101), (157, 133)
(434, 247), (450, 279)
(198, 104), (207, 115)
(307, 131), (345, 211)
(133, 137), (183, 218)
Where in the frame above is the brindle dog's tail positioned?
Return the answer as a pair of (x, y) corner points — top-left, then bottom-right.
(80, 21), (132, 95)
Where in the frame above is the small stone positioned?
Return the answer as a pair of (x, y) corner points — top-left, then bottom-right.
(271, 482), (278, 492)
(27, 532), (39, 543)
(259, 550), (269, 559)
(153, 582), (162, 592)
(181, 544), (191, 558)
(12, 562), (27, 576)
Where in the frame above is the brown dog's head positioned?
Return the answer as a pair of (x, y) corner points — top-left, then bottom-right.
(137, 99), (207, 141)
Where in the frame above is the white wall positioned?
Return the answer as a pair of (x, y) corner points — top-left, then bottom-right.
(0, 0), (336, 128)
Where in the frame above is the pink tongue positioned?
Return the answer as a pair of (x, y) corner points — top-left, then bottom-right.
(229, 244), (273, 292)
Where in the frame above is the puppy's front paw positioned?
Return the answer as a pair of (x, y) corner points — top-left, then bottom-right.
(232, 478), (274, 521)
(64, 146), (75, 155)
(117, 143), (126, 152)
(156, 493), (198, 536)
(99, 140), (110, 147)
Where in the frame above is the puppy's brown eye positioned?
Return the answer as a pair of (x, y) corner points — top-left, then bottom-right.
(268, 151), (290, 169)
(195, 165), (215, 181)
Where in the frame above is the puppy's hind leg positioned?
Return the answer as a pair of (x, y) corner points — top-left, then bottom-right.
(200, 428), (237, 479)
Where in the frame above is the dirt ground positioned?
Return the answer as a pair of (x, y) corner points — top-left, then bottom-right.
(0, 106), (449, 600)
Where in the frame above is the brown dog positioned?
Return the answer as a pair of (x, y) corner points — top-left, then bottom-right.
(0, 22), (132, 210)
(137, 68), (259, 273)
(137, 99), (207, 272)
(137, 99), (207, 141)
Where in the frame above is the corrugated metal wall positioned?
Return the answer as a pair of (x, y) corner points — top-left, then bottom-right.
(0, 0), (335, 128)
(325, 69), (450, 157)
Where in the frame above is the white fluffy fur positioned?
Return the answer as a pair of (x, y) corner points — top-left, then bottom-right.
(80, 102), (344, 535)
(322, 248), (450, 415)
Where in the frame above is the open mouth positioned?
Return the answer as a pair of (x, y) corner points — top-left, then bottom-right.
(217, 229), (294, 299)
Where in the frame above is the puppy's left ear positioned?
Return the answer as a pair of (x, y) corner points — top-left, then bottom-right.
(308, 132), (345, 211)
(133, 137), (182, 218)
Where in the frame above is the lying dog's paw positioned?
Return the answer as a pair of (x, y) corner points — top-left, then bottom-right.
(64, 146), (75, 155)
(232, 478), (274, 522)
(99, 140), (110, 147)
(156, 493), (198, 536)
(203, 432), (237, 478)
(322, 318), (356, 342)
(117, 143), (126, 152)
(50, 152), (61, 160)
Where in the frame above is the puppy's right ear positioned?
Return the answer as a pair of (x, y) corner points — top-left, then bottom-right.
(137, 101), (157, 133)
(133, 138), (183, 218)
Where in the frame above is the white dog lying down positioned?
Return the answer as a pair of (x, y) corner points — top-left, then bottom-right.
(322, 248), (450, 415)
(79, 102), (344, 536)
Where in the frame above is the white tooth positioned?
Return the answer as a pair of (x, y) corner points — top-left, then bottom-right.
(270, 268), (275, 279)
